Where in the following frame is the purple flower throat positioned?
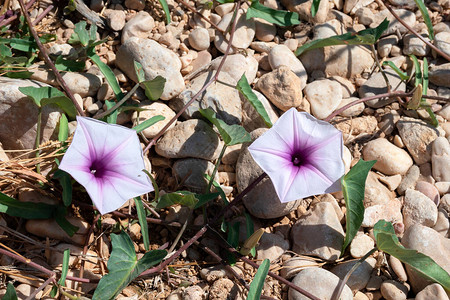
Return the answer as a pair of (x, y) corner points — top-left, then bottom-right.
(89, 159), (107, 178)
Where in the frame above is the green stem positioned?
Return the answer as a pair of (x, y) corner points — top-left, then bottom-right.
(205, 145), (227, 194)
(35, 107), (42, 174)
(371, 44), (391, 92)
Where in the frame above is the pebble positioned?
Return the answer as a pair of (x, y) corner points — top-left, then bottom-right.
(364, 172), (397, 207)
(241, 89), (279, 132)
(441, 194), (450, 213)
(389, 256), (408, 282)
(359, 70), (406, 108)
(356, 7), (375, 25)
(435, 32), (450, 57)
(236, 129), (301, 218)
(281, 0), (330, 23)
(363, 138), (413, 176)
(268, 45), (308, 89)
(116, 37), (184, 100)
(403, 189), (438, 229)
(415, 181), (440, 205)
(0, 78), (61, 151)
(330, 76), (356, 98)
(254, 18), (276, 42)
(379, 174), (402, 191)
(124, 0), (145, 10)
(335, 115), (378, 137)
(256, 232), (289, 262)
(343, 145), (352, 174)
(131, 102), (176, 139)
(371, 9), (416, 36)
(331, 257), (376, 292)
(362, 198), (403, 227)
(221, 144), (242, 165)
(182, 285), (204, 300)
(199, 265), (227, 282)
(291, 202), (344, 260)
(432, 137), (450, 182)
(214, 9), (255, 54)
(380, 280), (408, 300)
(289, 268), (353, 300)
(188, 28), (210, 51)
(350, 234), (375, 258)
(379, 110), (401, 135)
(105, 9), (126, 31)
(438, 104), (450, 121)
(415, 283), (450, 300)
(191, 50), (212, 73)
(155, 119), (223, 160)
(26, 216), (91, 245)
(256, 66), (304, 111)
(49, 43), (76, 57)
(304, 79), (343, 120)
(403, 31), (430, 56)
(121, 11), (154, 44)
(210, 53), (258, 85)
(402, 224), (450, 293)
(209, 278), (243, 299)
(397, 117), (439, 164)
(436, 181), (450, 195)
(429, 63), (450, 88)
(397, 165), (420, 195)
(433, 208), (450, 236)
(284, 39), (299, 51)
(172, 70), (242, 124)
(280, 257), (320, 279)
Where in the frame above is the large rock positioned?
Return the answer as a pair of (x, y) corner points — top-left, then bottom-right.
(236, 129), (301, 219)
(116, 37), (184, 100)
(402, 224), (450, 293)
(121, 11), (154, 44)
(171, 70), (242, 124)
(363, 138), (413, 175)
(0, 78), (61, 152)
(364, 171), (396, 207)
(172, 158), (218, 192)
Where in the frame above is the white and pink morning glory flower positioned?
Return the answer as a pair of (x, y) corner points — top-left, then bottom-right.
(248, 108), (345, 203)
(59, 117), (154, 215)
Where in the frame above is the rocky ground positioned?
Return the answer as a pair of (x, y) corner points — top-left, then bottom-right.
(0, 0), (450, 299)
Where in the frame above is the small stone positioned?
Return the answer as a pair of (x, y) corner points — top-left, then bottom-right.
(335, 97), (364, 117)
(354, 291), (370, 300)
(403, 189), (438, 229)
(256, 232), (289, 262)
(363, 138), (413, 175)
(435, 32), (450, 57)
(182, 285), (205, 300)
(256, 66), (304, 111)
(364, 172), (397, 207)
(124, 0), (145, 10)
(188, 28), (210, 51)
(403, 32), (430, 56)
(433, 208), (450, 236)
(209, 278), (243, 300)
(131, 102), (176, 139)
(432, 137), (450, 182)
(378, 174), (402, 191)
(191, 50), (211, 73)
(199, 265), (227, 282)
(304, 79), (343, 120)
(241, 89), (279, 132)
(356, 7), (375, 25)
(254, 18), (276, 42)
(281, 0), (330, 23)
(397, 117), (439, 164)
(155, 119), (223, 160)
(26, 217), (91, 245)
(380, 280), (408, 300)
(429, 63), (450, 88)
(378, 35), (399, 57)
(335, 115), (378, 137)
(105, 9), (126, 31)
(350, 234), (375, 258)
(362, 199), (403, 227)
(397, 165), (420, 195)
(214, 9), (255, 54)
(221, 144), (242, 165)
(416, 181), (440, 205)
(289, 268), (353, 300)
(50, 243), (98, 270)
(389, 256), (408, 282)
(291, 202), (344, 260)
(330, 76), (356, 98)
(210, 53), (258, 85)
(268, 45), (308, 89)
(280, 257), (320, 279)
(331, 257), (376, 292)
(415, 283), (449, 300)
(121, 11), (154, 44)
(371, 9), (416, 36)
(379, 110), (401, 135)
(436, 181), (450, 195)
(284, 39), (299, 51)
(359, 70), (406, 108)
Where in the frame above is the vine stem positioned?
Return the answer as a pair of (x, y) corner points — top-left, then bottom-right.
(381, 0), (450, 61)
(16, 0), (86, 117)
(143, 1), (242, 154)
(0, 0), (35, 27)
(25, 276), (56, 300)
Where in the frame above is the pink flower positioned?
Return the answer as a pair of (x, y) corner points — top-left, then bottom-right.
(248, 108), (345, 203)
(59, 117), (153, 215)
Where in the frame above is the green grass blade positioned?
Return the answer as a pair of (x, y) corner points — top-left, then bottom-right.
(311, 0), (321, 17)
(382, 61), (409, 81)
(158, 0), (171, 24)
(3, 282), (18, 300)
(246, 1), (300, 27)
(410, 54), (423, 87)
(132, 115), (165, 133)
(414, 0), (434, 40)
(134, 197), (150, 251)
(247, 259), (270, 300)
(58, 114), (69, 142)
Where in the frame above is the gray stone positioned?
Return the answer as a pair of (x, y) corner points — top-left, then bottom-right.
(189, 28), (210, 51)
(397, 117), (439, 164)
(380, 280), (408, 300)
(403, 189), (438, 229)
(291, 202), (344, 261)
(280, 257), (321, 279)
(403, 32), (430, 56)
(435, 32), (450, 57)
(0, 78), (61, 152)
(359, 70), (406, 108)
(363, 138), (413, 175)
(105, 9), (126, 31)
(116, 37), (184, 100)
(236, 129), (301, 219)
(281, 0), (329, 24)
(131, 102), (176, 139)
(432, 137), (450, 182)
(402, 224), (450, 293)
(171, 70), (242, 124)
(371, 9), (416, 36)
(256, 232), (289, 262)
(331, 257), (376, 292)
(289, 268), (352, 300)
(172, 158), (218, 192)
(378, 35), (399, 57)
(155, 119), (223, 160)
(429, 63), (450, 88)
(379, 110), (401, 135)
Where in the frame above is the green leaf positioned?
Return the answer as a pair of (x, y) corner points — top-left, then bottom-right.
(245, 212), (256, 257)
(88, 51), (123, 99)
(53, 169), (72, 207)
(246, 1), (300, 27)
(51, 248), (70, 297)
(341, 159), (376, 253)
(193, 192), (220, 209)
(0, 192), (57, 219)
(3, 282), (18, 300)
(236, 74), (272, 128)
(19, 86), (65, 107)
(247, 259), (270, 300)
(54, 55), (85, 72)
(157, 191), (198, 209)
(414, 0), (434, 40)
(41, 96), (77, 119)
(374, 220), (450, 291)
(204, 174), (228, 205)
(199, 108), (251, 146)
(382, 61), (408, 81)
(141, 76), (166, 101)
(132, 115), (165, 133)
(134, 61), (146, 82)
(104, 100), (118, 124)
(422, 57), (429, 95)
(134, 197), (150, 251)
(93, 232), (167, 300)
(69, 21), (96, 46)
(295, 19), (389, 56)
(311, 0), (321, 17)
(227, 222), (240, 265)
(410, 54), (423, 87)
(4, 70), (33, 79)
(0, 43), (12, 57)
(58, 114), (69, 142)
(55, 206), (79, 237)
(158, 0), (171, 24)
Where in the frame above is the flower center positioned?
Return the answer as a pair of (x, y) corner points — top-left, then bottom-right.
(291, 154), (304, 167)
(89, 160), (106, 178)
